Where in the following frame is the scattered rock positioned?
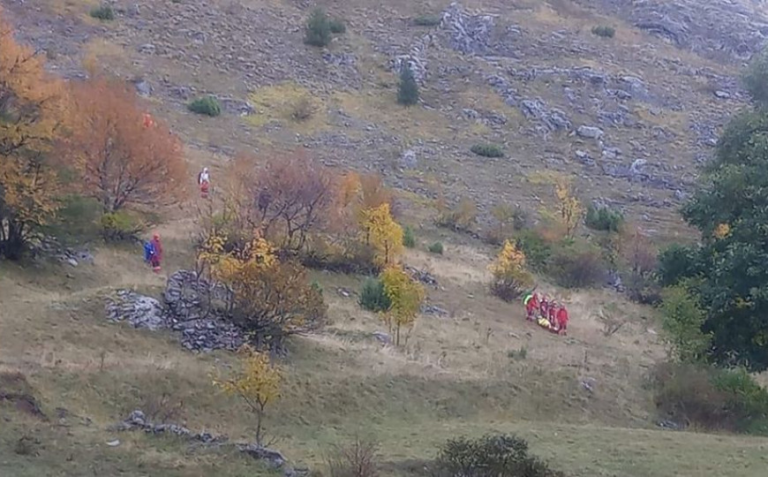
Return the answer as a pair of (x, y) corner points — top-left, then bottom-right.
(576, 125), (604, 140)
(238, 444), (288, 468)
(421, 304), (449, 317)
(215, 96), (255, 116)
(372, 331), (391, 345)
(400, 149), (418, 169)
(404, 266), (439, 287)
(106, 290), (166, 331)
(106, 439), (121, 447)
(713, 90), (731, 99)
(133, 78), (152, 97)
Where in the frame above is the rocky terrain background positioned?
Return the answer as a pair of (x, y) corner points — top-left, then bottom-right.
(2, 0), (763, 240)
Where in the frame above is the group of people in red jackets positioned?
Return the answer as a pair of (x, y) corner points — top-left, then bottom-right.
(523, 292), (569, 335)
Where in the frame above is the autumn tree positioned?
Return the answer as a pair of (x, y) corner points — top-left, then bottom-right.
(0, 9), (67, 259)
(380, 266), (425, 346)
(65, 75), (187, 213)
(552, 176), (583, 240)
(360, 203), (403, 267)
(540, 175), (583, 240)
(200, 232), (327, 350)
(223, 151), (338, 255)
(214, 345), (281, 445)
(489, 240), (535, 302)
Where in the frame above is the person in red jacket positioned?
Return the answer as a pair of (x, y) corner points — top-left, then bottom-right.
(548, 301), (558, 328)
(540, 296), (549, 320)
(556, 305), (569, 335)
(150, 233), (163, 273)
(527, 293), (540, 321)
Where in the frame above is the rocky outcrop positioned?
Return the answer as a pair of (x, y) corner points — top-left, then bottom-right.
(440, 2), (495, 55)
(105, 271), (244, 352)
(578, 0), (768, 62)
(114, 410), (305, 474)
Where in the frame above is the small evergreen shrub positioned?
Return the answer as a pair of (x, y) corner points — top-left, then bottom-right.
(290, 96), (317, 122)
(514, 229), (552, 271)
(329, 18), (346, 34)
(100, 211), (145, 242)
(413, 15), (441, 27)
(188, 96), (221, 117)
(585, 204), (624, 232)
(470, 144), (504, 158)
(546, 242), (607, 289)
(591, 25), (616, 38)
(402, 226), (416, 248)
(90, 5), (115, 21)
(433, 434), (565, 477)
(397, 66), (419, 106)
(305, 8), (332, 47)
(428, 242), (444, 255)
(359, 278), (391, 312)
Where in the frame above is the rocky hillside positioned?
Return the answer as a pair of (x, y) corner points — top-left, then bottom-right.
(3, 0), (761, 239)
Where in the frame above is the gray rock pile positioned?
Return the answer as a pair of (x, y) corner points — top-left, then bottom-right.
(107, 290), (166, 331)
(105, 270), (245, 353)
(114, 410), (305, 474)
(114, 409), (224, 444)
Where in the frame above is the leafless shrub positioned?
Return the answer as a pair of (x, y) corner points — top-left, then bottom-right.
(326, 438), (380, 477)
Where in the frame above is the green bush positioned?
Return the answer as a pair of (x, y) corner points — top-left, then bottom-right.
(188, 96), (221, 117)
(660, 284), (711, 363)
(40, 195), (102, 244)
(403, 226), (416, 248)
(397, 66), (419, 106)
(585, 204), (624, 232)
(90, 5), (115, 21)
(653, 362), (768, 435)
(470, 144), (504, 158)
(304, 8), (332, 47)
(591, 25), (615, 38)
(413, 15), (441, 27)
(514, 229), (552, 271)
(546, 241), (607, 288)
(359, 278), (391, 312)
(100, 210), (145, 242)
(433, 434), (564, 477)
(329, 18), (346, 34)
(428, 242), (444, 255)
(657, 244), (701, 287)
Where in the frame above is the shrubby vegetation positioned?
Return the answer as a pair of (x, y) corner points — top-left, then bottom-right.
(359, 278), (391, 313)
(585, 204), (624, 232)
(428, 241), (444, 255)
(188, 96), (221, 116)
(397, 65), (419, 106)
(402, 226), (416, 248)
(413, 15), (441, 27)
(305, 8), (332, 47)
(89, 5), (115, 21)
(489, 240), (535, 301)
(470, 144), (504, 158)
(591, 25), (615, 38)
(433, 434), (565, 477)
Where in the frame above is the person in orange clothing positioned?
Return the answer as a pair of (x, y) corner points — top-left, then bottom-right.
(149, 233), (163, 273)
(198, 167), (210, 199)
(548, 301), (558, 328)
(556, 305), (569, 335)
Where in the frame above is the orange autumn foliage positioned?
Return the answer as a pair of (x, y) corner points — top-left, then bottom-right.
(65, 75), (187, 212)
(0, 8), (68, 259)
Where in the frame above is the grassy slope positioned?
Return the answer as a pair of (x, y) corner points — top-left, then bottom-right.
(1, 0), (767, 475)
(1, 222), (767, 477)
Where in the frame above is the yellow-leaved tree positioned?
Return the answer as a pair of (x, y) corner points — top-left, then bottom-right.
(380, 266), (425, 346)
(214, 345), (281, 445)
(489, 240), (535, 302)
(552, 176), (583, 240)
(360, 203), (403, 267)
(199, 232), (327, 350)
(0, 8), (67, 259)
